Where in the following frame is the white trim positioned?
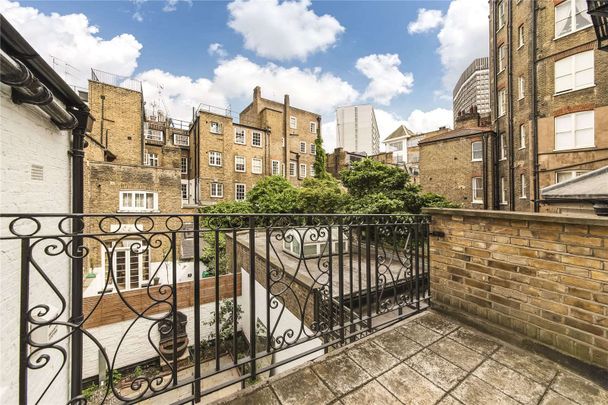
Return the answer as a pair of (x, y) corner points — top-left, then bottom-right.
(208, 151), (222, 167)
(210, 182), (224, 198)
(554, 111), (595, 151)
(234, 127), (246, 145)
(554, 0), (592, 40)
(472, 177), (483, 204)
(271, 160), (281, 176)
(299, 163), (307, 178)
(252, 157), (263, 174)
(471, 141), (483, 162)
(235, 183), (246, 201)
(252, 131), (262, 148)
(289, 116), (297, 129)
(118, 191), (158, 212)
(235, 155), (246, 172)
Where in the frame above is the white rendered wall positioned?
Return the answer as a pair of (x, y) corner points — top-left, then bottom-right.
(82, 298), (242, 379)
(241, 270), (323, 375)
(0, 83), (72, 404)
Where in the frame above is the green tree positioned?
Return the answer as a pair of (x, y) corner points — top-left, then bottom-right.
(298, 177), (347, 213)
(340, 159), (409, 198)
(313, 134), (330, 180)
(246, 176), (300, 213)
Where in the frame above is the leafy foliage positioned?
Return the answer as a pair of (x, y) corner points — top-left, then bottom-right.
(340, 159), (409, 198)
(298, 177), (347, 213)
(203, 299), (243, 342)
(246, 176), (300, 213)
(313, 134), (330, 180)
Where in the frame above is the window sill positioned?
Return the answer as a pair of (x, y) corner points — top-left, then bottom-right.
(472, 201), (484, 205)
(517, 44), (524, 50)
(471, 159), (483, 163)
(117, 209), (160, 213)
(500, 202), (508, 206)
(554, 85), (595, 97)
(518, 147), (526, 150)
(519, 197), (527, 200)
(553, 145), (596, 153)
(234, 142), (246, 146)
(234, 170), (246, 173)
(499, 158), (507, 161)
(252, 145), (263, 148)
(553, 25), (593, 41)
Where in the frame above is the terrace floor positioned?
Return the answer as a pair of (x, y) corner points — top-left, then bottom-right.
(212, 310), (608, 405)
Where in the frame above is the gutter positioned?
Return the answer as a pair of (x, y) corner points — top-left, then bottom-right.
(531, 0), (540, 212)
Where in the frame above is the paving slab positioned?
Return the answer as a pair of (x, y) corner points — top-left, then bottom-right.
(473, 359), (546, 404)
(340, 380), (401, 405)
(428, 337), (485, 371)
(227, 387), (280, 405)
(447, 327), (501, 355)
(271, 367), (335, 405)
(550, 371), (608, 405)
(452, 375), (519, 405)
(372, 328), (423, 360)
(491, 346), (558, 384)
(311, 353), (372, 396)
(405, 348), (468, 390)
(437, 395), (464, 405)
(416, 312), (460, 335)
(539, 390), (579, 405)
(377, 363), (445, 405)
(346, 341), (399, 377)
(399, 322), (443, 346)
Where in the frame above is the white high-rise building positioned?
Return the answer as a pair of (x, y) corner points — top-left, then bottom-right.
(336, 105), (380, 155)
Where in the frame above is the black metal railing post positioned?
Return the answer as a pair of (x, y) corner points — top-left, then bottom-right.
(193, 215), (201, 402)
(365, 217), (372, 333)
(248, 216), (257, 379)
(171, 231), (178, 385)
(19, 238), (30, 404)
(214, 228), (220, 372)
(414, 222), (420, 311)
(338, 218), (345, 345)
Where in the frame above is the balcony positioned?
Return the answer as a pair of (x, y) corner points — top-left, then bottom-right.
(173, 133), (190, 147)
(2, 210), (607, 404)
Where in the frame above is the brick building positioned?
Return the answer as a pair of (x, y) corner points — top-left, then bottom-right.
(189, 86), (321, 205)
(326, 148), (395, 179)
(489, 0), (608, 213)
(406, 127), (451, 184)
(419, 110), (494, 209)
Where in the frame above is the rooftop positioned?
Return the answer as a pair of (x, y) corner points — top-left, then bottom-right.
(418, 127), (492, 145)
(383, 124), (416, 142)
(214, 310), (608, 405)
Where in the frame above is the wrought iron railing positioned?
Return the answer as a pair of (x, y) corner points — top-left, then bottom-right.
(1, 213), (430, 404)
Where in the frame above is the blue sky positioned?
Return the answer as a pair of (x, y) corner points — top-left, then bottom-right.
(4, 0), (489, 149)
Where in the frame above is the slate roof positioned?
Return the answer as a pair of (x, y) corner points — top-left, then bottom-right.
(418, 127), (492, 145)
(541, 166), (608, 200)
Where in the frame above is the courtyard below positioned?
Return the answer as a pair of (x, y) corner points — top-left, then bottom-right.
(213, 310), (608, 405)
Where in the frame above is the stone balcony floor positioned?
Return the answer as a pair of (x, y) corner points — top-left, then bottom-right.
(213, 310), (607, 405)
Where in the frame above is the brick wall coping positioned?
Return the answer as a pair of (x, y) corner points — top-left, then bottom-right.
(421, 208), (608, 227)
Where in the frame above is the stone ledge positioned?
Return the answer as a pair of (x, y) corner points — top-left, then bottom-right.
(422, 207), (608, 227)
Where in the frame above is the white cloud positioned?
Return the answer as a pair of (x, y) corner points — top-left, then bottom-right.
(227, 0), (345, 61)
(211, 56), (358, 115)
(356, 54), (414, 105)
(321, 119), (337, 152)
(407, 8), (444, 34)
(208, 43), (228, 59)
(162, 0), (191, 12)
(436, 0), (489, 89)
(0, 0), (143, 88)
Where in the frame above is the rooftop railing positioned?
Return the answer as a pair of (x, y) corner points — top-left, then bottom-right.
(91, 68), (142, 93)
(1, 213), (430, 404)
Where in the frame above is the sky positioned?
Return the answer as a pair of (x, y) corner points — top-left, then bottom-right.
(1, 0), (489, 151)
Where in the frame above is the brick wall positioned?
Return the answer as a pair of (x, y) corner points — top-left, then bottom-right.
(424, 208), (608, 369)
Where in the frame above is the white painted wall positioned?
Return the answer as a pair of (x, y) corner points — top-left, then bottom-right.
(241, 269), (323, 375)
(0, 83), (72, 404)
(82, 298), (243, 379)
(336, 105), (380, 155)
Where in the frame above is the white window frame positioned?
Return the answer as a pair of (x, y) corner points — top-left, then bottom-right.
(210, 122), (223, 134)
(300, 141), (306, 153)
(235, 155), (246, 172)
(210, 182), (224, 198)
(500, 133), (507, 160)
(209, 151), (222, 167)
(554, 111), (594, 151)
(119, 191), (158, 212)
(310, 164), (315, 177)
(235, 183), (246, 201)
(520, 174), (527, 199)
(289, 161), (296, 177)
(519, 124), (526, 149)
(500, 177), (507, 205)
(252, 158), (263, 174)
(111, 242), (150, 291)
(554, 50), (594, 94)
(234, 128), (246, 145)
(498, 45), (505, 72)
(299, 163), (306, 178)
(498, 89), (506, 117)
(471, 141), (483, 162)
(173, 133), (189, 146)
(518, 76), (525, 99)
(144, 123), (164, 142)
(252, 131), (262, 147)
(518, 24), (525, 49)
(310, 143), (317, 155)
(497, 1), (505, 30)
(180, 157), (188, 174)
(472, 177), (483, 203)
(145, 152), (159, 167)
(555, 0), (592, 39)
(556, 170), (588, 183)
(310, 121), (317, 133)
(290, 116), (297, 129)
(271, 160), (281, 176)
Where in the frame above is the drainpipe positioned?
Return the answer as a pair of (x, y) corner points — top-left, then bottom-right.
(283, 94), (290, 179)
(483, 132), (489, 210)
(99, 95), (105, 144)
(531, 0), (540, 212)
(0, 49), (77, 129)
(492, 3), (501, 210)
(507, 0), (515, 210)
